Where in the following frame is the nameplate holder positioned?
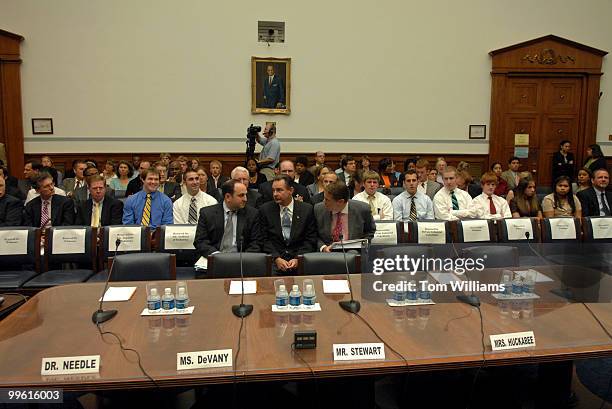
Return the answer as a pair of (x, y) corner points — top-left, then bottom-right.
(490, 331), (536, 351)
(177, 349), (233, 371)
(41, 355), (101, 376)
(333, 343), (385, 361)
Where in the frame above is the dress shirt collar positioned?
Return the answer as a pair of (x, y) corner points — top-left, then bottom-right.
(280, 199), (295, 214)
(337, 202), (349, 215)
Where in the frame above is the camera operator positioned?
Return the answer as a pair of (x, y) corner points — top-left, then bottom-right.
(256, 122), (281, 181)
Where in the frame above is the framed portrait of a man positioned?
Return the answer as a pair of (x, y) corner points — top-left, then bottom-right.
(252, 57), (291, 114)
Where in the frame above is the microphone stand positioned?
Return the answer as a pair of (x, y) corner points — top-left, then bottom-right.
(338, 234), (361, 313)
(232, 236), (253, 317)
(92, 238), (121, 324)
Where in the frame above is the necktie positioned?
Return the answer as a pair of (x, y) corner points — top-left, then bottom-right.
(368, 195), (377, 216)
(220, 211), (235, 251)
(421, 182), (425, 189)
(601, 192), (611, 216)
(188, 196), (198, 224)
(409, 196), (417, 221)
(488, 196), (497, 215)
(141, 193), (151, 226)
(332, 212), (344, 242)
(269, 76), (272, 85)
(75, 180), (81, 190)
(40, 200), (50, 228)
(281, 207), (292, 241)
(450, 190), (459, 210)
(91, 202), (100, 228)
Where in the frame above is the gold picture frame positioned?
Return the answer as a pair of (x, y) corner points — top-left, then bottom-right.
(251, 56), (291, 115)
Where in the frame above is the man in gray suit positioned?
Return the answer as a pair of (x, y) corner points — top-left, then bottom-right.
(62, 160), (88, 197)
(415, 159), (442, 200)
(314, 182), (375, 252)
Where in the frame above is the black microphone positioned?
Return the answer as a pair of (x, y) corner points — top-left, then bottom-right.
(92, 238), (121, 324)
(452, 236), (481, 307)
(338, 233), (361, 314)
(232, 235), (253, 318)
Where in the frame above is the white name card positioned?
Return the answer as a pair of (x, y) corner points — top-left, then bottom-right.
(549, 218), (576, 240)
(490, 331), (536, 351)
(417, 222), (446, 244)
(177, 349), (233, 370)
(333, 343), (385, 361)
(0, 230), (28, 256)
(164, 225), (197, 250)
(591, 217), (612, 240)
(108, 226), (142, 252)
(229, 280), (257, 295)
(461, 220), (490, 242)
(372, 222), (398, 245)
(505, 218), (533, 241)
(41, 355), (101, 376)
(52, 228), (86, 254)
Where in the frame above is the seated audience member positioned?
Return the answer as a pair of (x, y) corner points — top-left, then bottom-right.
(435, 158), (447, 184)
(193, 179), (261, 257)
(122, 168), (173, 228)
(62, 160), (87, 197)
(168, 160), (183, 185)
(510, 178), (542, 218)
(353, 170), (393, 220)
(337, 155), (357, 187)
(312, 171), (338, 205)
(195, 166), (221, 202)
(577, 168), (611, 217)
(126, 160), (151, 196)
(24, 173), (74, 227)
(456, 161), (470, 173)
(315, 182), (375, 252)
(25, 167), (67, 204)
(173, 169), (217, 224)
(208, 159), (229, 191)
(259, 175), (317, 274)
(542, 176), (582, 218)
(360, 155), (371, 172)
(191, 157), (200, 171)
(0, 176), (22, 226)
(308, 151), (326, 176)
(72, 165), (104, 203)
(0, 166), (23, 200)
(159, 153), (172, 168)
(75, 175), (123, 226)
(307, 166), (332, 198)
(335, 155), (347, 175)
(156, 163), (181, 201)
(232, 166), (263, 207)
(246, 157), (267, 190)
(393, 169), (434, 221)
(348, 169), (365, 197)
(132, 155), (141, 172)
(433, 167), (475, 221)
(583, 143), (607, 174)
(404, 157), (418, 172)
(572, 168), (591, 194)
(378, 157), (399, 188)
(258, 161), (311, 205)
(415, 160), (441, 202)
(177, 156), (189, 175)
(491, 162), (509, 197)
(456, 170), (481, 198)
(294, 155), (315, 187)
(427, 168), (438, 183)
(102, 160), (117, 185)
(469, 171), (511, 220)
(109, 160), (134, 194)
(41, 156), (63, 186)
(501, 156), (521, 190)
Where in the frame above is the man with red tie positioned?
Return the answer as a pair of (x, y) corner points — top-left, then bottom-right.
(469, 171), (511, 220)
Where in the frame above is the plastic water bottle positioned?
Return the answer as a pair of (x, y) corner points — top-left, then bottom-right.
(289, 284), (302, 307)
(175, 287), (189, 311)
(303, 284), (316, 306)
(162, 288), (175, 311)
(522, 272), (535, 296)
(406, 280), (418, 302)
(418, 281), (432, 302)
(393, 283), (406, 303)
(511, 275), (523, 297)
(275, 284), (289, 309)
(147, 288), (161, 313)
(501, 274), (512, 296)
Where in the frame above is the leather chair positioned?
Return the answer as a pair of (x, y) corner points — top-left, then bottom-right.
(298, 252), (358, 276)
(461, 246), (519, 268)
(108, 253), (176, 281)
(207, 253), (270, 279)
(0, 227), (40, 289)
(377, 245), (434, 271)
(456, 219), (496, 243)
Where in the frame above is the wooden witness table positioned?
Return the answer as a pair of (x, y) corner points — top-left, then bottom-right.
(0, 267), (611, 392)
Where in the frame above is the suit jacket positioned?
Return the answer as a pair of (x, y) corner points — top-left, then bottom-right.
(207, 175), (229, 191)
(6, 184), (24, 201)
(552, 151), (575, 181)
(296, 172), (315, 187)
(193, 203), (262, 257)
(501, 170), (520, 190)
(23, 195), (75, 227)
(577, 187), (612, 217)
(313, 200), (376, 249)
(73, 185), (115, 203)
(0, 194), (22, 226)
(161, 182), (181, 201)
(259, 200), (317, 261)
(311, 191), (324, 205)
(262, 74), (285, 108)
(75, 195), (124, 226)
(424, 180), (442, 200)
(258, 180), (312, 205)
(584, 157), (607, 175)
(17, 179), (31, 199)
(126, 177), (143, 197)
(62, 177), (86, 195)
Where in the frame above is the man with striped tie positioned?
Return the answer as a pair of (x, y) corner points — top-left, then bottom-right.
(23, 173), (74, 227)
(173, 169), (217, 224)
(122, 168), (173, 228)
(392, 169), (434, 221)
(433, 166), (475, 221)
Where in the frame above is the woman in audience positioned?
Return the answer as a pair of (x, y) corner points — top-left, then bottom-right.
(542, 176), (582, 218)
(108, 160), (133, 193)
(456, 161), (470, 173)
(360, 155), (371, 172)
(583, 143), (606, 174)
(403, 157), (417, 172)
(102, 160), (117, 185)
(378, 157), (399, 188)
(456, 170), (481, 198)
(307, 166), (331, 197)
(491, 162), (509, 197)
(246, 157), (267, 189)
(428, 168), (438, 182)
(572, 168), (591, 193)
(510, 178), (542, 218)
(191, 157), (201, 171)
(196, 166), (209, 192)
(435, 158), (447, 184)
(552, 139), (574, 183)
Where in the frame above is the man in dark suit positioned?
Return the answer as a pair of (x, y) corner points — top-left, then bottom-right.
(126, 160), (151, 196)
(337, 156), (357, 187)
(19, 160), (42, 199)
(259, 175), (317, 274)
(295, 156), (315, 187)
(262, 64), (285, 108)
(207, 160), (229, 191)
(314, 182), (375, 252)
(258, 161), (311, 205)
(72, 166), (115, 203)
(23, 173), (75, 227)
(75, 175), (123, 226)
(62, 160), (87, 197)
(0, 177), (22, 226)
(194, 179), (261, 258)
(578, 169), (611, 217)
(155, 163), (181, 201)
(231, 166), (262, 208)
(0, 165), (23, 200)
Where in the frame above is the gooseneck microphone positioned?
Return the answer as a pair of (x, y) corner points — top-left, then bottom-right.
(452, 238), (481, 307)
(338, 234), (361, 314)
(232, 235), (253, 318)
(92, 238), (121, 324)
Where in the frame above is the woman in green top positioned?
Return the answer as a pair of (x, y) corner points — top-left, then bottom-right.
(583, 144), (606, 174)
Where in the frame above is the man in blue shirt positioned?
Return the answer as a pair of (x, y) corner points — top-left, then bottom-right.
(392, 169), (435, 221)
(123, 168), (173, 228)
